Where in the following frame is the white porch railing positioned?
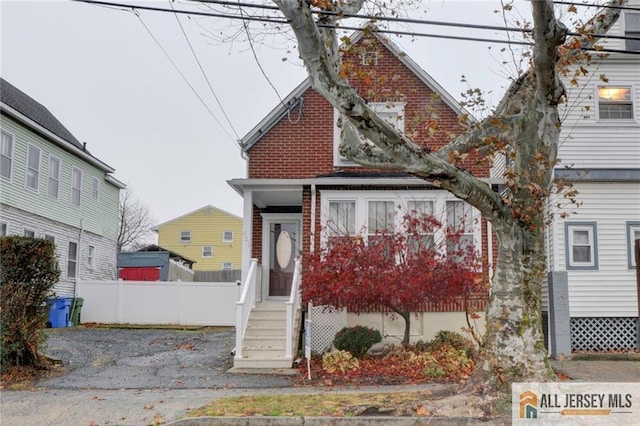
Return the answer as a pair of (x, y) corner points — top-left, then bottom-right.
(285, 257), (303, 358)
(235, 258), (260, 359)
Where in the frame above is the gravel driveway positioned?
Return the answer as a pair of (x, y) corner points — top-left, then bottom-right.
(39, 327), (296, 390)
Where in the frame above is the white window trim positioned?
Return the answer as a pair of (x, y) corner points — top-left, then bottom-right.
(91, 177), (99, 201)
(25, 144), (41, 192)
(1, 128), (15, 182)
(320, 190), (482, 257)
(202, 245), (213, 258)
(180, 231), (191, 243)
(595, 85), (636, 123)
(44, 233), (56, 243)
(87, 245), (96, 270)
(47, 155), (61, 199)
(67, 241), (78, 279)
(222, 262), (233, 270)
(71, 167), (83, 207)
(223, 230), (234, 243)
(333, 102), (406, 166)
(23, 227), (36, 238)
(565, 222), (598, 270)
(0, 221), (8, 237)
(627, 221), (640, 269)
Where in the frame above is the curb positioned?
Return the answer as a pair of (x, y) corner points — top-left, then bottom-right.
(167, 416), (512, 425)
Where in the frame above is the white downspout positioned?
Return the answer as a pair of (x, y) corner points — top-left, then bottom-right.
(310, 184), (316, 254)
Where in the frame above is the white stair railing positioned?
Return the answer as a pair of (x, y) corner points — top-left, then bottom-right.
(285, 257), (302, 358)
(235, 258), (259, 359)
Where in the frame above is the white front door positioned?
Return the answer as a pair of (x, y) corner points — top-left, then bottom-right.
(262, 214), (301, 299)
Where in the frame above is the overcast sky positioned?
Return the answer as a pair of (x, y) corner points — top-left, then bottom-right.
(1, 0), (529, 226)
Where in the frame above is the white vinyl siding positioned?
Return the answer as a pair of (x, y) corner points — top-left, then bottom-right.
(71, 167), (82, 207)
(25, 144), (41, 191)
(1, 129), (14, 181)
(558, 61), (639, 169)
(47, 155), (61, 199)
(552, 183), (640, 317)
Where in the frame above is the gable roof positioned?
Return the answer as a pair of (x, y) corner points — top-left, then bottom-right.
(152, 204), (242, 231)
(1, 78), (83, 150)
(0, 78), (123, 181)
(239, 30), (473, 152)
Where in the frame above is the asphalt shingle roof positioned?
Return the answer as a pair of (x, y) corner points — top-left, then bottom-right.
(0, 78), (84, 150)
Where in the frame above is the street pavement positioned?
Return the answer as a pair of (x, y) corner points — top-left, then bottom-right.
(1, 328), (638, 425)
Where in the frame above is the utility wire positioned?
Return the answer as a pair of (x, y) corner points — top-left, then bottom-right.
(553, 0), (640, 11)
(72, 0), (640, 54)
(168, 0), (240, 138)
(134, 9), (237, 141)
(236, 1), (284, 104)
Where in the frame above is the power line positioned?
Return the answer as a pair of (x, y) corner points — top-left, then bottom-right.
(133, 9), (237, 141)
(553, 1), (640, 11)
(168, 0), (240, 138)
(72, 0), (640, 54)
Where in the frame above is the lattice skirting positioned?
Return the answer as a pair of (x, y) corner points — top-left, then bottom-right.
(308, 304), (347, 354)
(570, 317), (638, 352)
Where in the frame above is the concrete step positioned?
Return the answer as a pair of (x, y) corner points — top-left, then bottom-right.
(232, 356), (293, 369)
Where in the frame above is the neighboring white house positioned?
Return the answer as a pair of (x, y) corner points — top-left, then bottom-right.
(545, 5), (640, 355)
(0, 78), (126, 296)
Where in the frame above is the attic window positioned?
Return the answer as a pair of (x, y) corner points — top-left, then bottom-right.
(625, 12), (640, 51)
(361, 51), (377, 66)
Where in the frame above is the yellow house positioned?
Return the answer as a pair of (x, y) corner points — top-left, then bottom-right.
(153, 205), (242, 271)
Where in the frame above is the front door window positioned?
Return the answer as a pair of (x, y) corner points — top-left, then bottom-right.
(268, 222), (299, 297)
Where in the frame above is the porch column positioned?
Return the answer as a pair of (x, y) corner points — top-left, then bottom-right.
(548, 271), (571, 358)
(241, 190), (253, 283)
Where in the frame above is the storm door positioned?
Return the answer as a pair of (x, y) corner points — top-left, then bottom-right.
(262, 214), (301, 299)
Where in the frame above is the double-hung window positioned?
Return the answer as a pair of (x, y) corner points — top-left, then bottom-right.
(446, 200), (474, 256)
(625, 12), (640, 51)
(223, 230), (234, 243)
(23, 228), (35, 238)
(334, 102), (405, 165)
(48, 156), (61, 199)
(328, 200), (356, 237)
(25, 145), (41, 191)
(88, 245), (95, 269)
(406, 200), (435, 252)
(598, 86), (634, 120)
(0, 222), (7, 236)
(0, 129), (14, 181)
(180, 231), (191, 243)
(67, 241), (78, 278)
(202, 245), (213, 257)
(91, 177), (99, 201)
(71, 167), (82, 207)
(367, 200), (395, 248)
(627, 221), (640, 269)
(222, 262), (233, 270)
(565, 222), (598, 270)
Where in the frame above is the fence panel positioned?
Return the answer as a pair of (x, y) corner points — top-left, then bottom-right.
(77, 280), (239, 326)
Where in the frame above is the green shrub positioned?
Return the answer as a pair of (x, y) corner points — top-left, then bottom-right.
(322, 349), (360, 373)
(427, 330), (477, 360)
(333, 325), (382, 358)
(1, 236), (60, 373)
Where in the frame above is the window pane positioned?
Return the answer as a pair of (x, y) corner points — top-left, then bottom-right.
(92, 178), (99, 201)
(573, 230), (590, 246)
(0, 223), (7, 236)
(223, 231), (234, 242)
(68, 242), (78, 278)
(573, 246), (591, 263)
(329, 201), (355, 236)
(26, 146), (40, 190)
(0, 131), (12, 180)
(407, 200), (433, 217)
(446, 201), (473, 233)
(180, 231), (191, 242)
(368, 201), (394, 234)
(202, 246), (213, 257)
(48, 157), (60, 198)
(71, 169), (82, 206)
(24, 229), (35, 238)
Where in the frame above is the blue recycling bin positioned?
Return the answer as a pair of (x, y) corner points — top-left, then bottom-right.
(47, 297), (72, 328)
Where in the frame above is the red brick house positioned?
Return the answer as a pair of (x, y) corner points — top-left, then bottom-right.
(228, 31), (493, 369)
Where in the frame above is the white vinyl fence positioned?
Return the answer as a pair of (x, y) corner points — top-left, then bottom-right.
(76, 280), (240, 326)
